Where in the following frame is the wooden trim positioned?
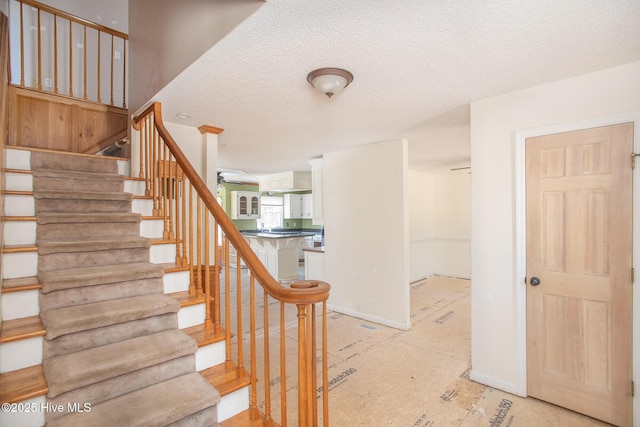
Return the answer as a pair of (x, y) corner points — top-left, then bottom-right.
(198, 125), (224, 135)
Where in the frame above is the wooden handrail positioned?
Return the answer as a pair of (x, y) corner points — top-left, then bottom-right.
(132, 103), (330, 305)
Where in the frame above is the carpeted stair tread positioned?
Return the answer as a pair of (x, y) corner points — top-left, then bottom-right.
(39, 262), (164, 293)
(43, 313), (178, 358)
(42, 293), (179, 339)
(33, 168), (125, 182)
(37, 211), (141, 224)
(31, 151), (118, 174)
(46, 372), (221, 427)
(38, 235), (150, 255)
(34, 189), (133, 202)
(44, 329), (197, 398)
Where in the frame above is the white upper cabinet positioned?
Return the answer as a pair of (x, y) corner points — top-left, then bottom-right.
(284, 193), (312, 219)
(259, 171), (311, 192)
(230, 191), (261, 219)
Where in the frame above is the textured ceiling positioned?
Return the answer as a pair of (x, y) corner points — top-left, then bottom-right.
(154, 0), (640, 178)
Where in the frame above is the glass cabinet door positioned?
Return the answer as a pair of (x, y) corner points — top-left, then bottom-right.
(239, 195), (248, 215)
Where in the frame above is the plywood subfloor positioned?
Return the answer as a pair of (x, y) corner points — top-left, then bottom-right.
(224, 273), (611, 426)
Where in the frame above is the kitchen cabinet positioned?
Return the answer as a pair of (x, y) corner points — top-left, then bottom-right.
(230, 191), (260, 219)
(244, 234), (304, 283)
(259, 171), (311, 192)
(303, 248), (325, 280)
(284, 194), (313, 219)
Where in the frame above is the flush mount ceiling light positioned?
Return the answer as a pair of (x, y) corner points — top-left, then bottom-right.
(176, 112), (191, 120)
(307, 68), (353, 98)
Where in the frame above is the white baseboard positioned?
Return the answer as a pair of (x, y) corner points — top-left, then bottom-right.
(326, 304), (411, 331)
(469, 369), (526, 397)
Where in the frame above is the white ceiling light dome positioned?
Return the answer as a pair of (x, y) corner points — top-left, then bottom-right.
(307, 68), (354, 98)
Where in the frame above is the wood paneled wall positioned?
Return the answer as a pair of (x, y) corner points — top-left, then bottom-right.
(6, 86), (128, 154)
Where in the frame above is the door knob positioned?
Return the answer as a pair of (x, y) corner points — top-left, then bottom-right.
(529, 277), (541, 286)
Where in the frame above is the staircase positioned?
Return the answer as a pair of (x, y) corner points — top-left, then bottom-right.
(0, 148), (251, 426)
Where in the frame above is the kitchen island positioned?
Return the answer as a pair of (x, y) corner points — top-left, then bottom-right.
(242, 231), (316, 283)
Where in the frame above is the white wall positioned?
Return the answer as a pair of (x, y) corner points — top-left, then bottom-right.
(324, 139), (411, 330)
(409, 170), (434, 281)
(408, 170), (471, 282)
(470, 61), (640, 411)
(432, 172), (471, 278)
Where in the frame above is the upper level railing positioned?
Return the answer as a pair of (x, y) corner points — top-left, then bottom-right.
(132, 102), (331, 426)
(8, 0), (127, 108)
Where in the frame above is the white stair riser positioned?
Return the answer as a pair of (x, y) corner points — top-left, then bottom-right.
(4, 194), (35, 216)
(0, 395), (45, 427)
(140, 219), (164, 239)
(194, 341), (226, 371)
(5, 172), (33, 192)
(150, 243), (177, 264)
(217, 387), (250, 422)
(164, 270), (190, 294)
(2, 252), (38, 279)
(4, 221), (36, 246)
(177, 304), (205, 329)
(132, 198), (153, 216)
(2, 289), (39, 320)
(117, 160), (129, 176)
(6, 148), (31, 170)
(0, 336), (43, 373)
(124, 180), (146, 196)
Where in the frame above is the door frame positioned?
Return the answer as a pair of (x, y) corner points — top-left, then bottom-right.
(513, 112), (640, 409)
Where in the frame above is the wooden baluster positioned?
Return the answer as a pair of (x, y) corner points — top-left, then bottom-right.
(36, 9), (41, 90)
(53, 15), (58, 94)
(174, 165), (182, 265)
(137, 117), (144, 179)
(249, 274), (258, 418)
(151, 121), (158, 211)
(19, 1), (24, 86)
(96, 29), (101, 103)
(204, 207), (212, 329)
(280, 302), (288, 427)
(82, 25), (86, 100)
(236, 248), (245, 376)
(167, 156), (175, 240)
(224, 236), (232, 366)
(110, 34), (114, 106)
(188, 185), (195, 294)
(297, 304), (309, 426)
(213, 219), (220, 331)
(165, 144), (171, 240)
(149, 117), (155, 191)
(311, 303), (318, 425)
(322, 302), (329, 427)
(263, 290), (272, 424)
(181, 176), (188, 266)
(122, 40), (127, 108)
(68, 19), (72, 97)
(196, 196), (202, 296)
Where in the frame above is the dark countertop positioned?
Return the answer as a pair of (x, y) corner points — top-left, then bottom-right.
(303, 246), (325, 253)
(241, 230), (318, 239)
